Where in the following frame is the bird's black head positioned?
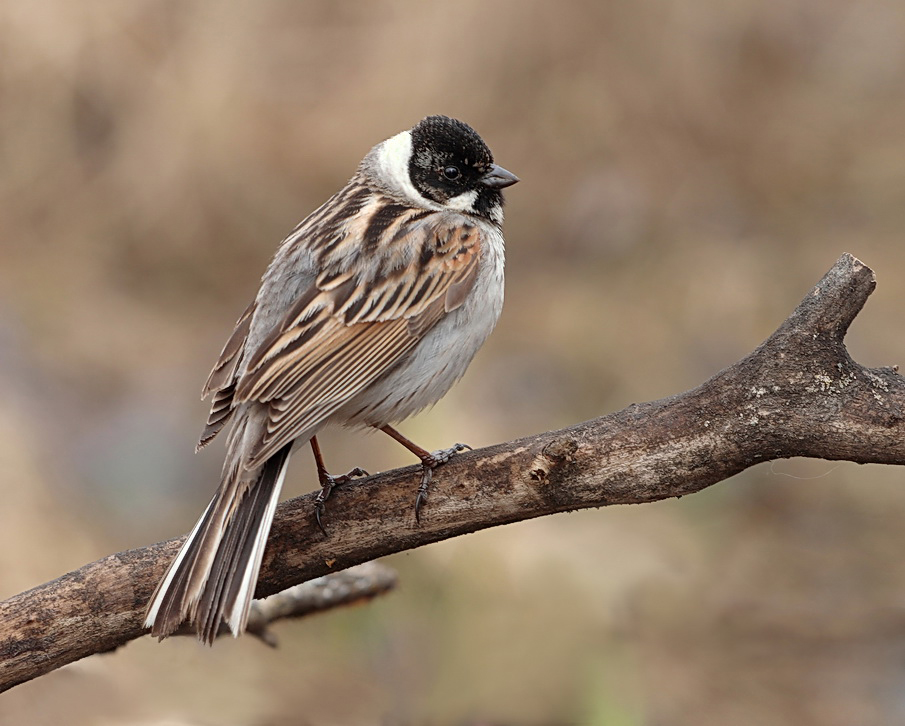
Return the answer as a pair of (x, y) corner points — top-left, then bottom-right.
(408, 115), (518, 223)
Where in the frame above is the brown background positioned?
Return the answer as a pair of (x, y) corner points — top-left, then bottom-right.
(3, 1), (905, 724)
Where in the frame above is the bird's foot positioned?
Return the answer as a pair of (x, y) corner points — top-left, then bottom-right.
(314, 467), (369, 535)
(414, 443), (471, 522)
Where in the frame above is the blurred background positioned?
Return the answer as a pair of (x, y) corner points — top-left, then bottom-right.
(2, 1), (905, 724)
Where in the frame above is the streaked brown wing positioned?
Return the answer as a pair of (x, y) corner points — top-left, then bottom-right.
(234, 212), (483, 468)
(197, 301), (256, 449)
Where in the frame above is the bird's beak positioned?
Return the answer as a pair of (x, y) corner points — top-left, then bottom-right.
(481, 164), (520, 189)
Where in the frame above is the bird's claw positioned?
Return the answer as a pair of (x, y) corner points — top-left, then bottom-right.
(314, 467), (369, 535)
(414, 443), (471, 522)
(423, 442), (472, 468)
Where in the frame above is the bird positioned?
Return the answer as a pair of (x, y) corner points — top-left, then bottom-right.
(144, 115), (519, 644)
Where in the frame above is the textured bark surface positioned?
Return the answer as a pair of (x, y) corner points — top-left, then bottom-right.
(1, 253), (902, 693)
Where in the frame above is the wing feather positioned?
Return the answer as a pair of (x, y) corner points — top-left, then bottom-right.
(232, 210), (483, 468)
(202, 301), (256, 397)
(197, 302), (256, 448)
(197, 198), (484, 467)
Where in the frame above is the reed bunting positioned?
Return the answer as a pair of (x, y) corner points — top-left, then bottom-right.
(145, 115), (519, 643)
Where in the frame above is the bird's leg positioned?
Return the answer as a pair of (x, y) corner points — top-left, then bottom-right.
(376, 425), (471, 522)
(310, 435), (368, 535)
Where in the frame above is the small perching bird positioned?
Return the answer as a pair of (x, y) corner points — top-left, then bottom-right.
(145, 115), (519, 644)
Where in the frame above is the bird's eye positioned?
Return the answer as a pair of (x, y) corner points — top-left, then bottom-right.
(442, 166), (460, 180)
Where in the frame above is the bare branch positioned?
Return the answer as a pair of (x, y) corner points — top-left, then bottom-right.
(1, 253), (902, 693)
(169, 561), (398, 646)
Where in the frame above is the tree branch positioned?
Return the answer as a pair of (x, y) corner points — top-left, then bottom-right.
(1, 253), (903, 693)
(171, 561), (399, 647)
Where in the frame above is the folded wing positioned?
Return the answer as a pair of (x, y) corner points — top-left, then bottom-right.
(200, 210), (484, 468)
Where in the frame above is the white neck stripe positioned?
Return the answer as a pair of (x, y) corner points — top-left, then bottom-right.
(373, 131), (436, 208)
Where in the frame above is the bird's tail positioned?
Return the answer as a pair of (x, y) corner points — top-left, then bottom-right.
(144, 442), (292, 644)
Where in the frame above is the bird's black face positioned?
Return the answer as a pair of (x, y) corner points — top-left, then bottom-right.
(408, 115), (518, 222)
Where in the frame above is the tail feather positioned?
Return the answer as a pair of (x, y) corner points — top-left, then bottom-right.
(224, 452), (287, 633)
(144, 443), (292, 644)
(143, 496), (216, 633)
